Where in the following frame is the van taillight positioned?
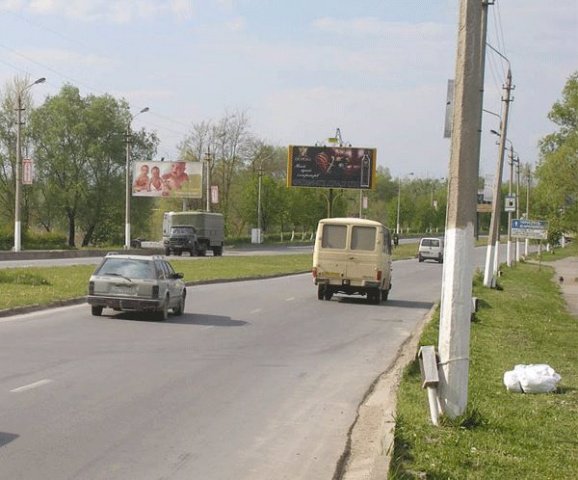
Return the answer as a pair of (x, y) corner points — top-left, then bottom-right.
(376, 270), (382, 281)
(152, 285), (159, 298)
(312, 267), (317, 278)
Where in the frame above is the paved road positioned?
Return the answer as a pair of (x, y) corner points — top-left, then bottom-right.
(0, 246), (507, 479)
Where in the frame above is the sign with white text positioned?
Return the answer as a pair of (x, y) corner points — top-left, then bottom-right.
(511, 219), (548, 240)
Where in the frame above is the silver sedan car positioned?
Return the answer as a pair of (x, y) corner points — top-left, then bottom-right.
(87, 253), (186, 321)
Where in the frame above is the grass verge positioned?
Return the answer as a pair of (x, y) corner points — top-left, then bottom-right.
(0, 254), (314, 311)
(390, 250), (578, 479)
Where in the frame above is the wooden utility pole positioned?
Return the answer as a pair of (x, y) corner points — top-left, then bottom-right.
(438, 0), (485, 419)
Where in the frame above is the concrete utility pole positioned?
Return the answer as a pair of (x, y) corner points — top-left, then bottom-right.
(483, 67), (513, 287)
(438, 0), (485, 419)
(515, 156), (521, 261)
(506, 145), (516, 267)
(524, 164), (531, 256)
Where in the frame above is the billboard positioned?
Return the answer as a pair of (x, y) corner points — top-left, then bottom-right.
(287, 145), (377, 189)
(132, 161), (202, 198)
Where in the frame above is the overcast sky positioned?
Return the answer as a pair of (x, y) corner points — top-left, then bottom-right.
(1, 0), (576, 180)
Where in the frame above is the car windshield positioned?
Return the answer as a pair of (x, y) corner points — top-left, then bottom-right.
(171, 227), (195, 235)
(97, 258), (156, 280)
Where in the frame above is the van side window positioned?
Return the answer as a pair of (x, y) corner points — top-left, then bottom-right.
(322, 224), (347, 249)
(351, 226), (376, 251)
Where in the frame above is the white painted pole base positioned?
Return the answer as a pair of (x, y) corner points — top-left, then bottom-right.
(483, 244), (494, 287)
(506, 240), (512, 267)
(14, 220), (22, 252)
(124, 223), (131, 249)
(524, 238), (529, 257)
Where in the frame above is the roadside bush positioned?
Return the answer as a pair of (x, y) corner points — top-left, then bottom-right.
(23, 231), (68, 250)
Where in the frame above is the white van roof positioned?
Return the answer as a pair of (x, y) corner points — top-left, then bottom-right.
(318, 217), (384, 228)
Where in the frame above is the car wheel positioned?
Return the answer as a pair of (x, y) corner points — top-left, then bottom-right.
(317, 285), (325, 300)
(156, 296), (169, 321)
(173, 292), (186, 316)
(91, 306), (103, 316)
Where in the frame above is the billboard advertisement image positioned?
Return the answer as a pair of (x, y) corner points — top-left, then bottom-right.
(132, 161), (202, 198)
(287, 145), (377, 189)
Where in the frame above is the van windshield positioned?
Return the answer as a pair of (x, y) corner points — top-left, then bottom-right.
(351, 226), (376, 251)
(321, 224), (347, 249)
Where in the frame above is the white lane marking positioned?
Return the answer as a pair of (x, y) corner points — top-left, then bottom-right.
(10, 379), (53, 393)
(250, 308), (262, 314)
(285, 297), (295, 302)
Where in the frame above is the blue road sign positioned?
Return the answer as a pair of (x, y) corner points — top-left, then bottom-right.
(511, 219), (548, 240)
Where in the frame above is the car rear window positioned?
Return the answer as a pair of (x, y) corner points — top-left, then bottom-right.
(321, 224), (347, 249)
(351, 226), (376, 251)
(97, 258), (156, 279)
(421, 239), (439, 247)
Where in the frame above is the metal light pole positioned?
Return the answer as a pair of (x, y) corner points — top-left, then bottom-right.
(396, 172), (413, 235)
(125, 106), (149, 249)
(13, 77), (46, 252)
(204, 147), (211, 212)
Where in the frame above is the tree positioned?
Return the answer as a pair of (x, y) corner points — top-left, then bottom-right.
(535, 71), (578, 235)
(29, 85), (157, 246)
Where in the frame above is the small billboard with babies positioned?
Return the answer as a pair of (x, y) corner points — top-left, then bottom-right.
(132, 161), (202, 198)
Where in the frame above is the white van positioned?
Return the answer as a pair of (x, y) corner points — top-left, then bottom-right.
(418, 237), (444, 263)
(312, 218), (393, 303)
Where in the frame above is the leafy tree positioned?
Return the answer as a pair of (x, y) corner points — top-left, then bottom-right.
(29, 85), (157, 246)
(535, 71), (578, 235)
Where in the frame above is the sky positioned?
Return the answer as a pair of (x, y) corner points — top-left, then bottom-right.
(0, 0), (576, 181)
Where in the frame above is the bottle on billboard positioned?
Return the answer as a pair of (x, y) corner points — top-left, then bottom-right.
(360, 151), (371, 188)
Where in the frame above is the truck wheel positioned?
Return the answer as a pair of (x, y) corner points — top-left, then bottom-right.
(317, 285), (325, 300)
(368, 289), (380, 304)
(198, 248), (206, 257)
(324, 289), (333, 301)
(418, 255), (423, 262)
(213, 246), (223, 256)
(176, 250), (183, 256)
(91, 306), (103, 316)
(165, 248), (171, 256)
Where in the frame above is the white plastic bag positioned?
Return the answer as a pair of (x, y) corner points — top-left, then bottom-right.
(503, 364), (561, 393)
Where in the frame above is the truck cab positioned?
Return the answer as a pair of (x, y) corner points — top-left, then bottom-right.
(164, 226), (198, 256)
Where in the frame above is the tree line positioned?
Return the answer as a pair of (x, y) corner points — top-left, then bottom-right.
(0, 73), (576, 249)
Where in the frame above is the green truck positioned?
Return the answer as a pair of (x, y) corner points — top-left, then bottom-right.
(162, 211), (225, 256)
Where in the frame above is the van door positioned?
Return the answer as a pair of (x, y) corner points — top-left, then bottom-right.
(345, 225), (379, 282)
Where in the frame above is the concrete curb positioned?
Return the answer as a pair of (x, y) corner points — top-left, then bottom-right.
(336, 305), (438, 480)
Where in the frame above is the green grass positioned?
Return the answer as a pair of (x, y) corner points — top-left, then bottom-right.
(0, 254), (314, 311)
(390, 257), (578, 479)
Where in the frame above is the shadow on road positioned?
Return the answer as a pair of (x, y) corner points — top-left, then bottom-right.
(336, 297), (434, 310)
(0, 432), (19, 448)
(105, 311), (248, 327)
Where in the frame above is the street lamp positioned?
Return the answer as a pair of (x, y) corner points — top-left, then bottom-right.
(125, 106), (149, 249)
(13, 77), (46, 252)
(204, 147), (212, 212)
(396, 172), (414, 235)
